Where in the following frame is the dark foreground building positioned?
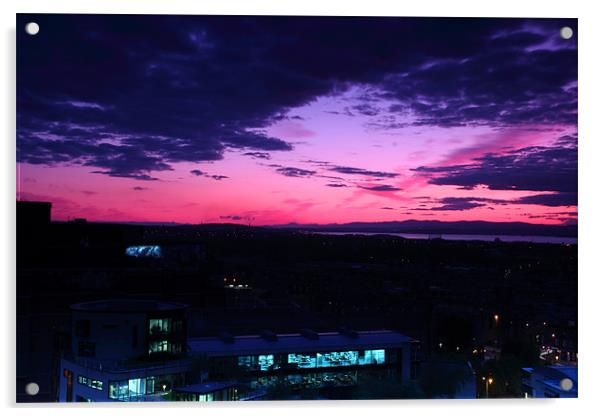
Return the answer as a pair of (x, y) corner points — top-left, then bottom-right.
(57, 299), (419, 402)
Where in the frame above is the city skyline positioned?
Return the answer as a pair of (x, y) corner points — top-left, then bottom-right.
(17, 15), (577, 226)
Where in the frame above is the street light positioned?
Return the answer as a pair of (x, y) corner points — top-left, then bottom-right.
(483, 377), (494, 398)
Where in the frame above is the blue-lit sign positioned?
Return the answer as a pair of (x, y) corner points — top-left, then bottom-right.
(125, 245), (162, 258)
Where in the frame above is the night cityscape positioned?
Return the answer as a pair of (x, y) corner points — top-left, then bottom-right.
(16, 14), (577, 402)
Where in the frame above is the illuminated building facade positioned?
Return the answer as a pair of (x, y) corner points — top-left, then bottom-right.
(58, 300), (189, 402)
(58, 300), (419, 402)
(189, 330), (419, 394)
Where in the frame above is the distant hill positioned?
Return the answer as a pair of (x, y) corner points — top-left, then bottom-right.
(269, 220), (577, 237)
(57, 219), (577, 238)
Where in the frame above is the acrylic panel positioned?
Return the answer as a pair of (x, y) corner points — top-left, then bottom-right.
(16, 14), (577, 402)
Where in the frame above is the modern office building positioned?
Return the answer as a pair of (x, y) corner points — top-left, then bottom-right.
(58, 299), (191, 402)
(57, 299), (419, 402)
(189, 330), (419, 393)
(522, 365), (578, 398)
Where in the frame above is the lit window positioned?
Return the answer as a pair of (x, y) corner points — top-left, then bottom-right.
(361, 349), (385, 365)
(238, 355), (256, 370)
(149, 340), (169, 354)
(150, 318), (164, 333)
(258, 355), (275, 371)
(149, 318), (178, 334)
(78, 374), (103, 390)
(316, 351), (359, 367)
(108, 381), (129, 400)
(146, 377), (155, 394)
(128, 378), (146, 396)
(288, 353), (316, 368)
(109, 377), (155, 400)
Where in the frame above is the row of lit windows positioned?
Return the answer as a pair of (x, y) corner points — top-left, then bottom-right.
(250, 371), (358, 390)
(108, 373), (185, 400)
(149, 318), (183, 335)
(238, 349), (386, 371)
(238, 355), (275, 371)
(178, 392), (216, 401)
(108, 377), (155, 400)
(148, 339), (183, 354)
(177, 388), (238, 402)
(77, 375), (103, 391)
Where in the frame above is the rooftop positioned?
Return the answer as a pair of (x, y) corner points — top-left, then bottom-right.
(189, 330), (414, 356)
(71, 299), (188, 313)
(174, 381), (237, 394)
(523, 365), (578, 394)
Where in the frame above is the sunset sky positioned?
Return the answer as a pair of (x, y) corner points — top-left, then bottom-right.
(17, 15), (577, 225)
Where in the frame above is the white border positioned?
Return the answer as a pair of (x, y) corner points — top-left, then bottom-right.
(2, 1), (601, 415)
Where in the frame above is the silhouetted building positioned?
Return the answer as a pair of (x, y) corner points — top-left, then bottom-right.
(17, 200), (51, 228)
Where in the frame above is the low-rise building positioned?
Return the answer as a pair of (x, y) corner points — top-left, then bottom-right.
(522, 365), (577, 398)
(58, 299), (419, 402)
(189, 329), (419, 393)
(58, 299), (189, 402)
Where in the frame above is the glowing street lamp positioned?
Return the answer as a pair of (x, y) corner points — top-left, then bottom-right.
(483, 377), (494, 398)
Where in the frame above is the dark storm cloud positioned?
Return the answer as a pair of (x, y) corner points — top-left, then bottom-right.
(304, 160), (399, 179)
(190, 169), (228, 180)
(429, 197), (508, 211)
(514, 192), (577, 207)
(418, 193), (576, 210)
(275, 167), (316, 178)
(414, 135), (577, 192)
(374, 25), (577, 128)
(222, 133), (292, 151)
(431, 200), (486, 211)
(243, 152), (272, 160)
(359, 184), (401, 192)
(414, 135), (577, 207)
(17, 14), (576, 180)
(329, 166), (399, 178)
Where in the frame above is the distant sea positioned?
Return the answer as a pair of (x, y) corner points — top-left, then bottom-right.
(313, 231), (577, 245)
